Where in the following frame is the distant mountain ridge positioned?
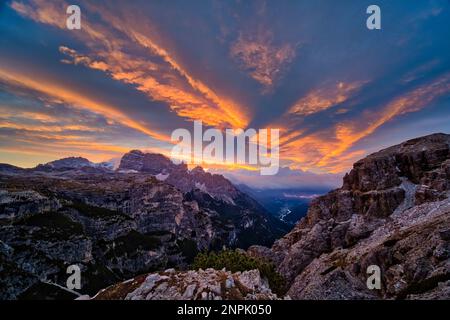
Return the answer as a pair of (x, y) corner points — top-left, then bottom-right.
(118, 150), (240, 203)
(0, 156), (114, 174)
(118, 150), (181, 174)
(0, 149), (289, 299)
(117, 150), (290, 244)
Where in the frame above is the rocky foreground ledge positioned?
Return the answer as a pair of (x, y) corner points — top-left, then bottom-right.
(79, 268), (282, 300)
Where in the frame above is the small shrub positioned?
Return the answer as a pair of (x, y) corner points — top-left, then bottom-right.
(192, 249), (286, 295)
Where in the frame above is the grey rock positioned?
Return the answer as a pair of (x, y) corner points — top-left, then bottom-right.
(257, 133), (450, 300)
(95, 269), (279, 300)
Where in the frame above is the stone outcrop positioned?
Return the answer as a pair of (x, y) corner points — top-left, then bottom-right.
(118, 150), (184, 175)
(117, 150), (289, 248)
(90, 268), (279, 300)
(250, 133), (450, 299)
(119, 151), (241, 203)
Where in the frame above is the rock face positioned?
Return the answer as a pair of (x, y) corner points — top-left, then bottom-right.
(13, 157), (114, 175)
(91, 268), (279, 300)
(253, 133), (450, 299)
(3, 134), (449, 300)
(118, 150), (289, 248)
(119, 151), (241, 203)
(37, 157), (92, 170)
(0, 152), (288, 299)
(119, 150), (183, 175)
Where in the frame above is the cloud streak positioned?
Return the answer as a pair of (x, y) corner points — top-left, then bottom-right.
(10, 0), (249, 128)
(0, 68), (169, 142)
(287, 81), (366, 116)
(230, 29), (296, 91)
(280, 73), (450, 173)
(2, 0), (450, 184)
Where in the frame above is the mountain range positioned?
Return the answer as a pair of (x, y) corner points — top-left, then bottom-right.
(87, 133), (450, 300)
(0, 150), (288, 299)
(1, 133), (449, 300)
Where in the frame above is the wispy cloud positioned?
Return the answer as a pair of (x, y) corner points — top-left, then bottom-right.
(0, 68), (169, 141)
(230, 29), (296, 91)
(10, 0), (249, 128)
(3, 0), (450, 179)
(280, 73), (450, 173)
(287, 81), (366, 116)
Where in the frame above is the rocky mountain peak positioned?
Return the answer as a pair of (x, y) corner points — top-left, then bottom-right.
(255, 133), (450, 299)
(343, 133), (450, 193)
(128, 149), (145, 156)
(32, 157), (94, 173)
(118, 150), (240, 201)
(31, 157), (115, 174)
(191, 166), (205, 174)
(118, 150), (185, 174)
(41, 157), (91, 168)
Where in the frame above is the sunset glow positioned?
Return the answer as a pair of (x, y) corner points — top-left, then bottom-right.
(1, 0), (450, 184)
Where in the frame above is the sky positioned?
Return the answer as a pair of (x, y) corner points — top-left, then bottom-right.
(1, 0), (450, 189)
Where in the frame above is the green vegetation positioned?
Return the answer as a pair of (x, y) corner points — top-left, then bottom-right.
(192, 249), (286, 295)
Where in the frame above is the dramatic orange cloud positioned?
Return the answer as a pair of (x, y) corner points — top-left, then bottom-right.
(128, 31), (249, 128)
(287, 81), (366, 116)
(10, 0), (249, 129)
(280, 74), (450, 173)
(6, 0), (450, 177)
(0, 68), (170, 142)
(230, 29), (296, 91)
(0, 108), (59, 124)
